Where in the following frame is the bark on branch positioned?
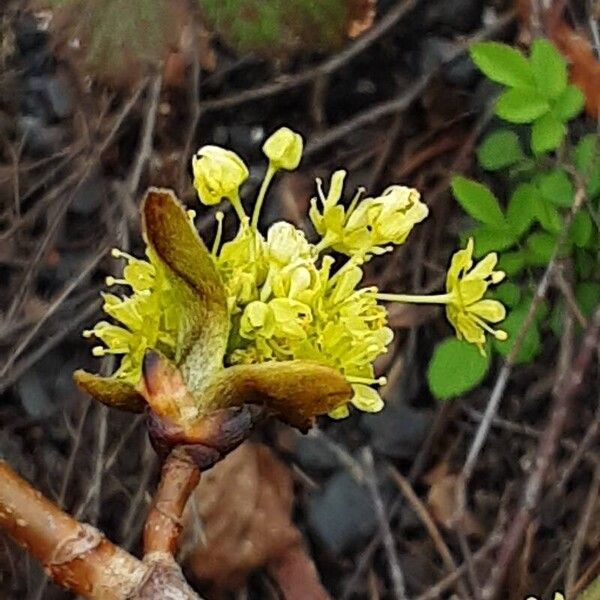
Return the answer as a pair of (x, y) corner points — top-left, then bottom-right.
(0, 460), (201, 599)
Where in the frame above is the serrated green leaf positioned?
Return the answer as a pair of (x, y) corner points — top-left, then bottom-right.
(538, 170), (574, 207)
(427, 338), (490, 401)
(469, 224), (517, 255)
(492, 282), (522, 308)
(494, 304), (541, 364)
(553, 85), (584, 121)
(496, 88), (550, 123)
(477, 129), (524, 170)
(532, 192), (562, 233)
(470, 42), (534, 88)
(530, 39), (567, 99)
(531, 112), (566, 154)
(570, 210), (593, 248)
(451, 176), (506, 226)
(506, 183), (537, 237)
(498, 251), (526, 276)
(526, 231), (556, 265)
(575, 282), (600, 318)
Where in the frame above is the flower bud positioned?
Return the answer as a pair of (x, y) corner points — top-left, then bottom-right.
(192, 145), (249, 206)
(262, 127), (303, 171)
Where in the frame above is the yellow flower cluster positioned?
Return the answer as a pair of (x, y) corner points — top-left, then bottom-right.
(83, 126), (508, 419)
(83, 248), (181, 384)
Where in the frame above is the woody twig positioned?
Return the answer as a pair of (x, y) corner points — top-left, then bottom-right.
(0, 460), (201, 599)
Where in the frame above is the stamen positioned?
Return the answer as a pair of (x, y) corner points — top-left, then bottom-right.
(491, 271), (506, 284)
(92, 346), (106, 357)
(105, 276), (128, 287)
(111, 248), (137, 262)
(187, 209), (197, 222)
(346, 186), (365, 219)
(82, 330), (94, 338)
(212, 211), (224, 256)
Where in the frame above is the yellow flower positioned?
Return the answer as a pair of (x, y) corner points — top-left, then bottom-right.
(76, 189), (352, 436)
(192, 145), (249, 212)
(262, 127), (303, 171)
(310, 172), (427, 260)
(445, 238), (507, 354)
(365, 185), (429, 246)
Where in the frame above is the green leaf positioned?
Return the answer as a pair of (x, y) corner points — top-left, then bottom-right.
(575, 249), (595, 279)
(530, 39), (567, 99)
(553, 85), (584, 121)
(532, 192), (562, 233)
(494, 304), (541, 364)
(570, 210), (593, 248)
(575, 135), (600, 198)
(531, 112), (566, 154)
(496, 88), (550, 123)
(526, 231), (556, 265)
(470, 42), (534, 88)
(451, 176), (506, 226)
(427, 338), (490, 401)
(575, 282), (600, 318)
(538, 170), (574, 207)
(469, 224), (517, 255)
(492, 282), (522, 308)
(498, 251), (526, 276)
(506, 183), (537, 237)
(477, 129), (524, 170)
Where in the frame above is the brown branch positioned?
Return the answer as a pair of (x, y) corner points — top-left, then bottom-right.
(143, 447), (201, 556)
(0, 461), (146, 599)
(0, 460), (203, 599)
(481, 306), (600, 599)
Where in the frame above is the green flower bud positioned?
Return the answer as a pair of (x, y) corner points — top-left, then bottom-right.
(192, 145), (249, 206)
(262, 127), (303, 171)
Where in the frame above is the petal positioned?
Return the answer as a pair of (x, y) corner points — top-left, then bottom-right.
(467, 299), (506, 323)
(458, 278), (487, 305)
(73, 369), (146, 412)
(143, 188), (229, 388)
(468, 252), (498, 279)
(196, 360), (352, 432)
(350, 384), (384, 413)
(456, 313), (486, 347)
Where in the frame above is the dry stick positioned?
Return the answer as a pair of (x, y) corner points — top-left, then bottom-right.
(127, 75), (162, 196)
(143, 447), (201, 556)
(361, 447), (408, 600)
(414, 533), (502, 600)
(459, 184), (586, 493)
(0, 300), (101, 394)
(0, 243), (109, 379)
(0, 461), (147, 599)
(304, 10), (515, 157)
(196, 0), (421, 113)
(387, 466), (470, 599)
(481, 306), (600, 600)
(566, 464), (600, 595)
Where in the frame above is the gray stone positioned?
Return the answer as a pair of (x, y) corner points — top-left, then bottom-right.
(307, 471), (377, 556)
(361, 403), (432, 460)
